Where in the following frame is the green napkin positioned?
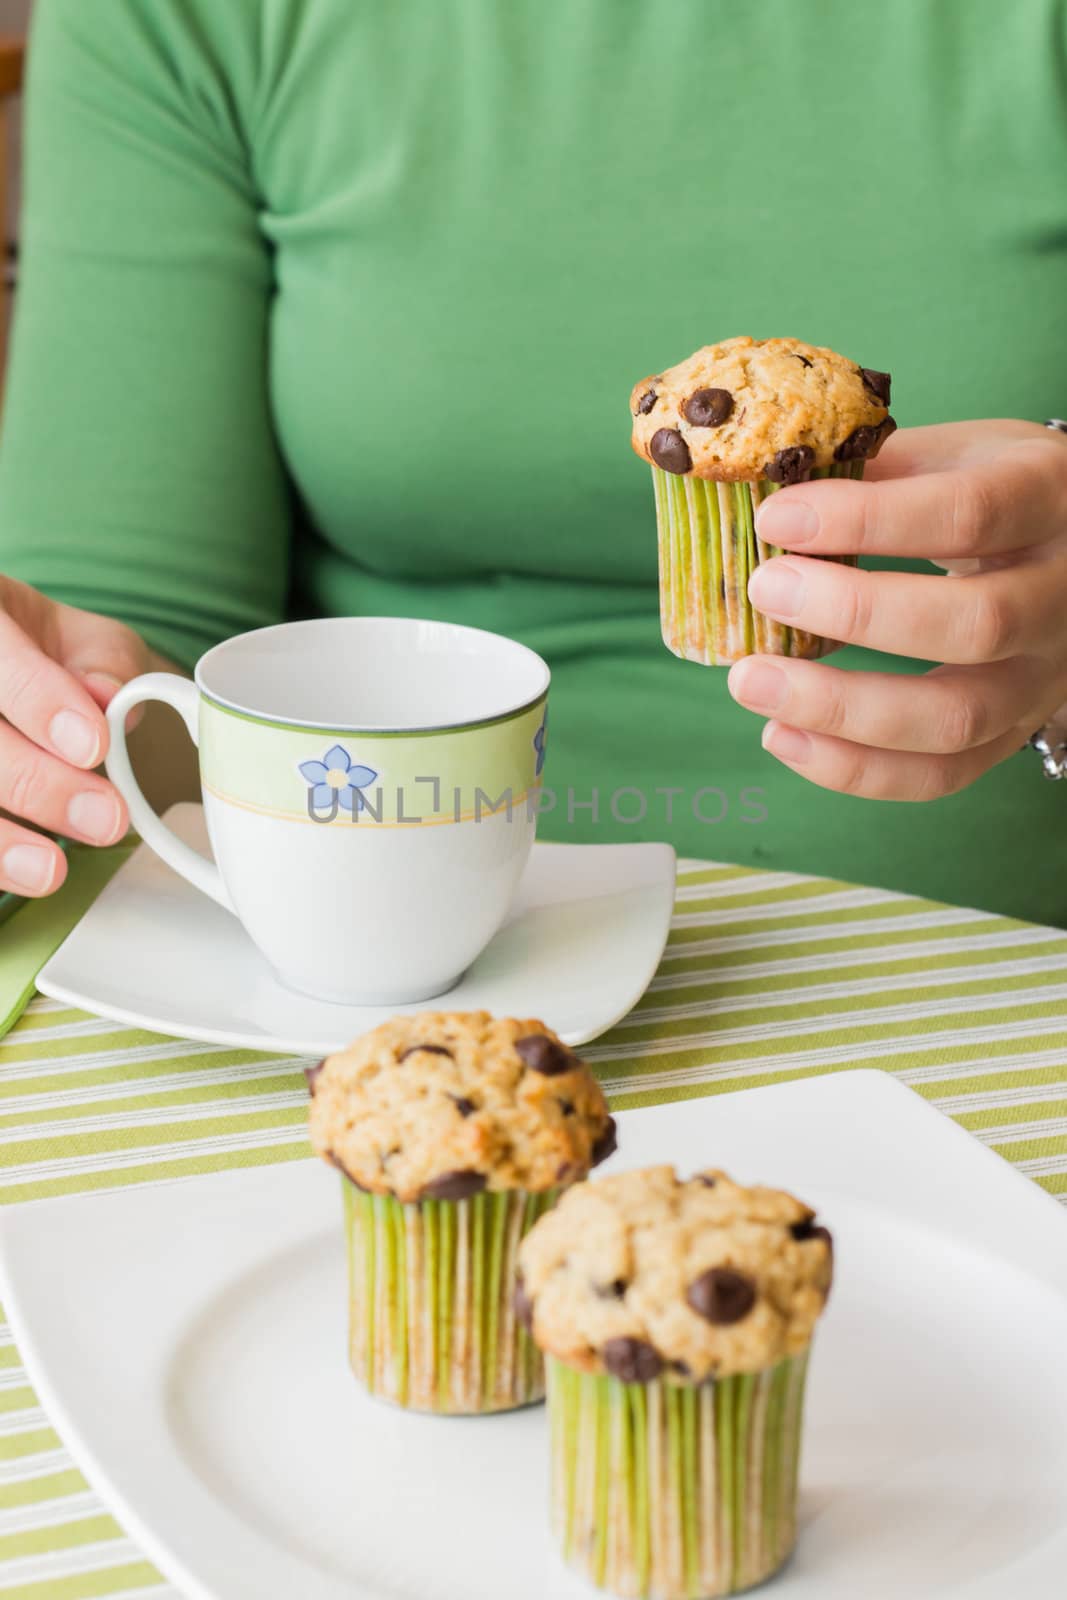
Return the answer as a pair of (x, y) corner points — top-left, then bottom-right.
(0, 841), (135, 1037)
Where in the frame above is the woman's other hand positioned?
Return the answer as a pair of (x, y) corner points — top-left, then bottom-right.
(728, 421), (1067, 799)
(0, 576), (152, 895)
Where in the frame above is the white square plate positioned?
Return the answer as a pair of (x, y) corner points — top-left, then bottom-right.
(36, 804), (677, 1051)
(2, 1070), (1066, 1600)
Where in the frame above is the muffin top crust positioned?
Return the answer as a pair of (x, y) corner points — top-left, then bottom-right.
(630, 335), (894, 483)
(307, 1011), (616, 1203)
(516, 1165), (833, 1382)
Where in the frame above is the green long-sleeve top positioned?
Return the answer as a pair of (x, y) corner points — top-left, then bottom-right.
(2, 0), (1066, 922)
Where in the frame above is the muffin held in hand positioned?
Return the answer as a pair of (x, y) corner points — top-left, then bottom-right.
(518, 1165), (833, 1599)
(630, 335), (895, 665)
(307, 1011), (616, 1414)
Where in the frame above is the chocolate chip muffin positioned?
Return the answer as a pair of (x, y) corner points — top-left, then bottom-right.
(629, 335), (896, 665)
(308, 1011), (615, 1202)
(307, 1011), (616, 1415)
(518, 1164), (833, 1599)
(517, 1164), (831, 1381)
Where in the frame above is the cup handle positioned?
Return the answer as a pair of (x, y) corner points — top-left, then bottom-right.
(105, 673), (235, 912)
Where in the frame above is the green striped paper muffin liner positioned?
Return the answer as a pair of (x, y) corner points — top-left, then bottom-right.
(652, 464), (864, 665)
(547, 1350), (810, 1599)
(343, 1181), (559, 1414)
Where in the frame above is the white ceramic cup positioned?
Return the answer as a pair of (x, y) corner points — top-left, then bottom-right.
(105, 617), (550, 1005)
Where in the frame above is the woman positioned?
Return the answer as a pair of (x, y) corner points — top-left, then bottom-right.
(1, 0), (1065, 921)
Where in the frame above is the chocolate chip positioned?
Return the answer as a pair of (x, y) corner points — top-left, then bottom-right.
(789, 353), (814, 369)
(558, 1099), (576, 1117)
(686, 1267), (757, 1325)
(514, 1274), (535, 1330)
(603, 1337), (664, 1384)
(591, 1117), (618, 1168)
(325, 1151), (369, 1191)
(419, 1169), (487, 1202)
(670, 1359), (693, 1379)
(304, 1060), (325, 1096)
(636, 389), (658, 415)
(695, 1173), (717, 1188)
(650, 427), (692, 475)
(764, 445), (815, 485)
(398, 1043), (454, 1062)
(859, 366), (891, 405)
(792, 1221), (835, 1299)
(834, 415), (896, 462)
(683, 387), (733, 428)
(450, 1094), (477, 1117)
(833, 424), (878, 461)
(515, 1034), (575, 1077)
(595, 1278), (628, 1300)
(790, 1218), (833, 1251)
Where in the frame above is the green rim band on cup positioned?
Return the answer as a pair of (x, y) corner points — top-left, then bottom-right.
(343, 1182), (559, 1414)
(653, 463), (865, 665)
(197, 693), (546, 824)
(547, 1351), (810, 1598)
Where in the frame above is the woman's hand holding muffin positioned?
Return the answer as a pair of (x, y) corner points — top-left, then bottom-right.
(731, 420), (1067, 800)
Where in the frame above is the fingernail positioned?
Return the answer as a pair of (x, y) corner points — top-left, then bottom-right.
(756, 498), (819, 545)
(67, 790), (122, 844)
(729, 661), (787, 714)
(81, 672), (124, 704)
(3, 843), (56, 893)
(48, 709), (100, 768)
(762, 721), (813, 765)
(748, 562), (806, 619)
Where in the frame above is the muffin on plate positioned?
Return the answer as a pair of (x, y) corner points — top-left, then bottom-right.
(307, 1011), (617, 1414)
(517, 1165), (833, 1598)
(630, 335), (895, 665)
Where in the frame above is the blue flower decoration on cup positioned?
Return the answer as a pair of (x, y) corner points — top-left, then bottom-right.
(299, 745), (379, 813)
(533, 712), (548, 778)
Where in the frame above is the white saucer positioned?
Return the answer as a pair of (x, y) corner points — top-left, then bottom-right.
(3, 1071), (1066, 1600)
(37, 803), (676, 1052)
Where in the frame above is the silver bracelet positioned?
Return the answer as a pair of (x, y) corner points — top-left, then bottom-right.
(1027, 420), (1067, 777)
(1030, 727), (1067, 780)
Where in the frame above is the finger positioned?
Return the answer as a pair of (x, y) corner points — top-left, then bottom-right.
(0, 818), (67, 897)
(80, 672), (146, 733)
(0, 609), (111, 769)
(755, 433), (1067, 560)
(728, 655), (1050, 754)
(0, 721), (128, 845)
(759, 721), (1025, 802)
(80, 673), (126, 712)
(746, 554), (1066, 665)
(56, 607), (150, 728)
(0, 576), (149, 725)
(862, 419), (1053, 481)
(53, 603), (148, 693)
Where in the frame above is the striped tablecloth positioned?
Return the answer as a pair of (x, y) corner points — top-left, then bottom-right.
(2, 858), (1066, 1597)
